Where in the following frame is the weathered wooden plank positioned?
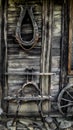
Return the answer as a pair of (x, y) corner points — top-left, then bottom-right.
(8, 55), (40, 60)
(50, 85), (59, 97)
(52, 48), (60, 56)
(50, 74), (60, 97)
(68, 0), (73, 74)
(60, 0), (68, 90)
(0, 0), (1, 84)
(8, 102), (39, 113)
(40, 0), (53, 112)
(40, 0), (48, 112)
(0, 0), (9, 112)
(51, 56), (60, 69)
(7, 41), (41, 47)
(7, 48), (41, 56)
(0, 0), (2, 107)
(8, 62), (40, 69)
(50, 2), (62, 98)
(52, 36), (61, 49)
(51, 74), (59, 85)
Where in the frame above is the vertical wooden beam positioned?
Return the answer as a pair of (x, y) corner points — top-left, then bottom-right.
(59, 0), (65, 91)
(41, 0), (48, 95)
(4, 0), (8, 97)
(41, 0), (53, 112)
(0, 0), (1, 84)
(60, 0), (69, 90)
(4, 0), (8, 113)
(68, 0), (73, 74)
(64, 0), (69, 81)
(1, 0), (5, 110)
(0, 0), (2, 108)
(46, 0), (53, 96)
(1, 0), (8, 111)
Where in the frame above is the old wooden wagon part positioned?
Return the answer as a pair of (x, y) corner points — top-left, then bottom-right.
(15, 5), (39, 51)
(7, 81), (52, 127)
(4, 82), (51, 103)
(4, 67), (55, 103)
(4, 68), (53, 103)
(58, 84), (73, 119)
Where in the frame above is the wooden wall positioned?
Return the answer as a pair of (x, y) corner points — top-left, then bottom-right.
(7, 0), (43, 115)
(1, 0), (73, 129)
(0, 0), (62, 115)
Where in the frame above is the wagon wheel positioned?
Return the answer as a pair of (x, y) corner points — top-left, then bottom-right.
(58, 84), (73, 117)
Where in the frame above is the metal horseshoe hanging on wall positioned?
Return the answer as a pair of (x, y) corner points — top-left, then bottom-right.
(15, 5), (39, 51)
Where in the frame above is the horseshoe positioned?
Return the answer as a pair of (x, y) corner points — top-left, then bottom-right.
(15, 5), (39, 51)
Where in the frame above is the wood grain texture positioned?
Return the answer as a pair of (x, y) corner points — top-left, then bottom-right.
(50, 2), (62, 97)
(1, 0), (70, 121)
(1, 0), (73, 130)
(6, 0), (42, 114)
(68, 0), (73, 74)
(0, 0), (63, 114)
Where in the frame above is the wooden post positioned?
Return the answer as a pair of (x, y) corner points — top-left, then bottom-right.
(60, 0), (69, 90)
(68, 0), (73, 74)
(1, 0), (8, 111)
(4, 0), (8, 97)
(0, 0), (2, 106)
(1, 0), (5, 110)
(41, 0), (53, 112)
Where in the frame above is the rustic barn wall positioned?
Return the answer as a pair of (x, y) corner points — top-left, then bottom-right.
(7, 0), (42, 114)
(1, 0), (73, 129)
(1, 0), (63, 114)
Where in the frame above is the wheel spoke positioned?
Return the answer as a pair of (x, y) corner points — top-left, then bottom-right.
(60, 103), (73, 108)
(65, 90), (73, 99)
(61, 98), (73, 102)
